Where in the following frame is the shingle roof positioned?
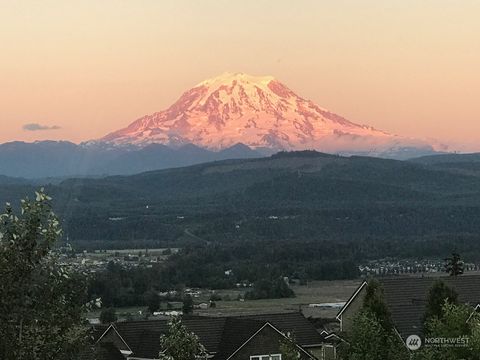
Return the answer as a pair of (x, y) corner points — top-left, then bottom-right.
(104, 312), (322, 359)
(114, 316), (227, 357)
(183, 316), (228, 351)
(214, 318), (266, 360)
(78, 342), (125, 360)
(131, 330), (162, 359)
(90, 324), (109, 342)
(114, 319), (168, 354)
(379, 275), (480, 338)
(235, 312), (324, 346)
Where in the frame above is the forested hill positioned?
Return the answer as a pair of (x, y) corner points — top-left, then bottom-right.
(2, 151), (480, 250)
(410, 152), (480, 165)
(409, 152), (480, 177)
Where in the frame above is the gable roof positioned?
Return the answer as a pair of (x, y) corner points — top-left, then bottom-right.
(337, 275), (480, 339)
(236, 312), (324, 347)
(214, 318), (266, 360)
(97, 312), (323, 359)
(90, 324), (109, 342)
(323, 333), (344, 345)
(380, 275), (480, 306)
(221, 321), (316, 360)
(97, 323), (132, 353)
(380, 275), (480, 338)
(78, 342), (125, 360)
(113, 316), (227, 357)
(336, 280), (367, 320)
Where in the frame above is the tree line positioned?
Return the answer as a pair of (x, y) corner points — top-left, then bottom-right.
(86, 241), (358, 308)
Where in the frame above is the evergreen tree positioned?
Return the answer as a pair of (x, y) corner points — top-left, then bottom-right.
(99, 307), (117, 324)
(182, 294), (194, 315)
(362, 279), (393, 330)
(444, 252), (464, 276)
(341, 279), (408, 360)
(340, 311), (408, 360)
(145, 290), (161, 314)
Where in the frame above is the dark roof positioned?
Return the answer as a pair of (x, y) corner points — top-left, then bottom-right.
(102, 312), (322, 359)
(114, 316), (227, 357)
(131, 330), (162, 359)
(235, 312), (324, 346)
(322, 333), (344, 345)
(78, 342), (125, 360)
(379, 275), (480, 338)
(90, 324), (109, 342)
(114, 319), (167, 354)
(214, 318), (266, 360)
(183, 316), (228, 351)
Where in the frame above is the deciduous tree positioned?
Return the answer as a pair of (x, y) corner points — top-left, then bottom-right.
(0, 190), (88, 359)
(279, 333), (301, 360)
(159, 317), (206, 360)
(423, 280), (458, 325)
(415, 301), (478, 360)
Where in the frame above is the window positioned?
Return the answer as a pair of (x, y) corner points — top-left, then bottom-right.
(251, 354), (282, 360)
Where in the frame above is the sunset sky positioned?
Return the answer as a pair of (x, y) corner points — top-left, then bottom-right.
(1, 1), (480, 150)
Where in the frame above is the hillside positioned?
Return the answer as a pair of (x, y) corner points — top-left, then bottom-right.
(55, 151), (480, 204)
(409, 152), (480, 176)
(0, 175), (31, 185)
(410, 152), (480, 164)
(0, 151), (478, 250)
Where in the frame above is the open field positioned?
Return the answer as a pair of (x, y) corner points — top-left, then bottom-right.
(88, 279), (362, 324)
(197, 279), (361, 319)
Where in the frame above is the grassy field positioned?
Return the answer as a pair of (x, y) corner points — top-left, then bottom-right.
(91, 272), (480, 322)
(197, 279), (361, 319)
(88, 279), (361, 324)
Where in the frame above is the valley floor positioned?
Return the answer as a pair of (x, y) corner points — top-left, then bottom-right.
(196, 279), (360, 319)
(87, 279), (361, 328)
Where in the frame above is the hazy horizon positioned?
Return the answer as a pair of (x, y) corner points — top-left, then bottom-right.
(2, 1), (480, 151)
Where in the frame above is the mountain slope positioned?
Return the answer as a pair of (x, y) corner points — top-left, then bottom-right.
(55, 151), (480, 205)
(0, 151), (473, 244)
(410, 152), (480, 165)
(101, 72), (436, 156)
(409, 152), (480, 177)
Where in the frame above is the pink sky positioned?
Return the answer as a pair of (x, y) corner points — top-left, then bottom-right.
(1, 1), (480, 150)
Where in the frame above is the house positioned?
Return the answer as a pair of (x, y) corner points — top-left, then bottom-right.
(90, 312), (339, 360)
(336, 275), (480, 339)
(78, 342), (125, 360)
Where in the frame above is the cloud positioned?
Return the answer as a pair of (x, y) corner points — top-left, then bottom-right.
(23, 123), (61, 131)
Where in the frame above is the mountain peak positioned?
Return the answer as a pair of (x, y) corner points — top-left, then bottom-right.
(196, 72), (275, 87)
(100, 73), (434, 155)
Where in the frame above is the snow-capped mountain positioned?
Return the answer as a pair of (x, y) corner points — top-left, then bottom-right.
(100, 72), (437, 155)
